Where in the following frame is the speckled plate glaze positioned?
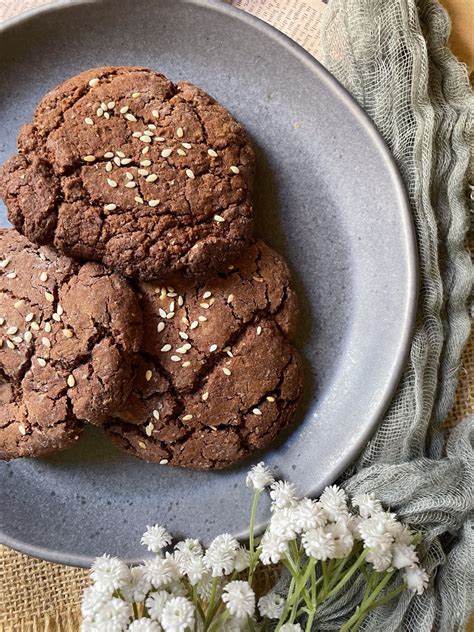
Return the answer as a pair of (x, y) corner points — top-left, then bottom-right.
(0, 0), (417, 567)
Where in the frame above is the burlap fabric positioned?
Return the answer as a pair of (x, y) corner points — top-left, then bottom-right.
(0, 0), (472, 631)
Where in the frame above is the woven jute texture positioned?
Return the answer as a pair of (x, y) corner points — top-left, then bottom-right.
(0, 1), (472, 631)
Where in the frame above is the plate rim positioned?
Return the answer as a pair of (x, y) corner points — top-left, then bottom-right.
(0, 0), (418, 568)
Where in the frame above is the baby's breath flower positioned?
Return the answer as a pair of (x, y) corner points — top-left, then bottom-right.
(302, 526), (336, 561)
(292, 498), (327, 531)
(320, 485), (349, 522)
(246, 462), (274, 490)
(179, 553), (207, 585)
(174, 538), (203, 558)
(357, 515), (394, 552)
(404, 566), (429, 594)
(161, 596), (195, 632)
(259, 530), (289, 565)
(394, 524), (416, 546)
(352, 492), (383, 518)
(222, 581), (256, 618)
(270, 481), (299, 510)
(90, 554), (130, 594)
(234, 546), (250, 572)
(325, 521), (354, 558)
(196, 574), (215, 600)
(258, 591), (285, 619)
(279, 624), (302, 632)
(146, 590), (171, 621)
(142, 525), (172, 553)
(144, 556), (179, 588)
(121, 565), (152, 603)
(81, 585), (112, 620)
(269, 507), (299, 540)
(392, 543), (419, 569)
(89, 596), (132, 630)
(366, 547), (393, 572)
(129, 619), (161, 632)
(203, 533), (239, 576)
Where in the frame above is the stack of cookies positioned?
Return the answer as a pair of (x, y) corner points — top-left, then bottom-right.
(0, 66), (303, 470)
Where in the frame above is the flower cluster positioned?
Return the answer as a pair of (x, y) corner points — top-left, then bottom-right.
(81, 462), (429, 631)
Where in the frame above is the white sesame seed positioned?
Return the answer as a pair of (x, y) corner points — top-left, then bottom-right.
(67, 374), (76, 388)
(132, 92), (141, 98)
(257, 326), (262, 335)
(125, 113), (137, 122)
(207, 148), (218, 157)
(198, 316), (207, 322)
(6, 340), (15, 349)
(143, 129), (154, 137)
(22, 331), (33, 344)
(185, 169), (195, 179)
(57, 304), (63, 316)
(176, 148), (187, 156)
(120, 106), (129, 114)
(179, 331), (189, 340)
(104, 111), (110, 119)
(145, 370), (153, 381)
(142, 146), (150, 154)
(223, 367), (232, 376)
(152, 110), (159, 117)
(145, 422), (154, 436)
(182, 316), (190, 325)
(169, 301), (175, 313)
(107, 178), (118, 188)
(167, 292), (177, 297)
(138, 441), (147, 449)
(182, 414), (193, 421)
(45, 292), (54, 302)
(18, 424), (27, 435)
(161, 148), (173, 158)
(166, 312), (175, 320)
(37, 358), (47, 367)
(158, 308), (167, 319)
(25, 313), (34, 322)
(209, 344), (217, 352)
(107, 101), (115, 110)
(30, 322), (40, 331)
(253, 276), (264, 283)
(125, 181), (136, 188)
(182, 142), (192, 149)
(182, 361), (191, 367)
(148, 199), (160, 207)
(88, 77), (99, 87)
(146, 174), (158, 182)
(134, 196), (144, 204)
(153, 409), (160, 420)
(178, 296), (184, 307)
(202, 391), (209, 401)
(0, 258), (10, 268)
(148, 124), (156, 130)
(14, 299), (24, 309)
(230, 165), (240, 174)
(121, 158), (132, 165)
(214, 214), (225, 223)
(104, 203), (117, 212)
(157, 322), (165, 333)
(138, 169), (149, 176)
(105, 162), (113, 172)
(170, 355), (181, 362)
(176, 346), (188, 354)
(226, 294), (234, 304)
(267, 396), (275, 402)
(140, 160), (152, 167)
(132, 131), (142, 138)
(0, 317), (4, 325)
(140, 135), (152, 143)
(12, 336), (22, 343)
(189, 320), (198, 330)
(104, 151), (114, 158)
(161, 344), (172, 352)
(6, 272), (16, 279)
(159, 459), (169, 465)
(44, 322), (52, 333)
(253, 408), (262, 416)
(200, 303), (210, 309)
(97, 107), (104, 117)
(155, 136), (165, 142)
(203, 291), (212, 299)
(41, 337), (51, 348)
(83, 155), (96, 162)
(84, 117), (94, 126)
(63, 329), (74, 338)
(113, 157), (121, 166)
(176, 127), (184, 138)
(7, 326), (18, 335)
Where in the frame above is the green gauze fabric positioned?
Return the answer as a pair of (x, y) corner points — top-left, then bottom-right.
(311, 0), (473, 630)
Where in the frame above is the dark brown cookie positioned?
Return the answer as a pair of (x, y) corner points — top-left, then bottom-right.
(0, 229), (143, 460)
(0, 66), (255, 281)
(105, 240), (303, 470)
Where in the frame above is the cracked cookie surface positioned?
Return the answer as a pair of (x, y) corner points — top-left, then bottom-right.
(0, 229), (143, 460)
(0, 66), (255, 281)
(105, 240), (304, 470)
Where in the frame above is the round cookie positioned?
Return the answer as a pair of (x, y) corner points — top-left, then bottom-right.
(105, 240), (303, 470)
(0, 66), (255, 281)
(0, 229), (143, 460)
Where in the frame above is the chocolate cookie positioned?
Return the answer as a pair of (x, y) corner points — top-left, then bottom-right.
(105, 240), (303, 470)
(0, 66), (255, 281)
(0, 229), (142, 460)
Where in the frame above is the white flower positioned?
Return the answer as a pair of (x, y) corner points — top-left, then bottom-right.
(269, 508), (299, 540)
(320, 485), (348, 522)
(270, 481), (299, 510)
(394, 524), (416, 546)
(90, 554), (130, 594)
(144, 556), (179, 588)
(404, 566), (429, 594)
(179, 554), (207, 585)
(129, 619), (162, 632)
(234, 546), (250, 572)
(221, 617), (249, 631)
(279, 624), (302, 632)
(146, 591), (171, 621)
(259, 530), (289, 565)
(292, 499), (327, 531)
(142, 525), (172, 553)
(352, 492), (383, 518)
(366, 547), (392, 572)
(222, 581), (255, 618)
(346, 514), (364, 540)
(161, 596), (195, 632)
(325, 521), (354, 558)
(89, 596), (132, 631)
(81, 585), (113, 619)
(174, 539), (203, 558)
(196, 574), (215, 600)
(258, 591), (285, 619)
(203, 534), (239, 576)
(121, 565), (152, 603)
(358, 515), (394, 552)
(302, 527), (336, 561)
(246, 462), (274, 490)
(392, 543), (419, 569)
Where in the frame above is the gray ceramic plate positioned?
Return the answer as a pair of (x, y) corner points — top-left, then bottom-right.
(0, 0), (417, 567)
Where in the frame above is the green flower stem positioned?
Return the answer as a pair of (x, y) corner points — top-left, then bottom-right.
(132, 602), (139, 619)
(207, 609), (230, 632)
(325, 549), (369, 600)
(248, 489), (262, 583)
(204, 577), (220, 628)
(372, 582), (407, 608)
(339, 570), (395, 632)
